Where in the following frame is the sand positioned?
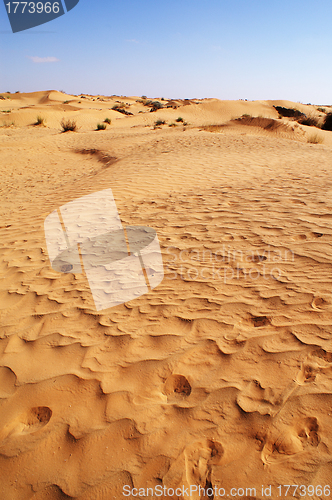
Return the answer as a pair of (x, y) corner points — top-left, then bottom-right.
(1, 91), (332, 499)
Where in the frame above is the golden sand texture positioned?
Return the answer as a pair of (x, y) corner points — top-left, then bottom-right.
(1, 91), (332, 499)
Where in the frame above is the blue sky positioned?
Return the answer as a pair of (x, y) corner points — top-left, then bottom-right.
(1, 0), (331, 103)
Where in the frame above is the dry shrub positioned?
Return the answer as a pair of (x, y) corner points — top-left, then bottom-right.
(273, 106), (305, 118)
(60, 118), (77, 132)
(35, 115), (45, 126)
(307, 133), (323, 144)
(322, 113), (332, 131)
(297, 115), (320, 127)
(201, 116), (288, 134)
(96, 123), (107, 130)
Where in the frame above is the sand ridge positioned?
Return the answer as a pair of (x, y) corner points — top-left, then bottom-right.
(1, 92), (332, 499)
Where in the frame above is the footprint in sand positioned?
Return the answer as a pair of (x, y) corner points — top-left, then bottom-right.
(294, 234), (307, 240)
(261, 416), (320, 465)
(293, 232), (324, 241)
(250, 254), (267, 263)
(0, 406), (52, 442)
(295, 352), (332, 385)
(311, 296), (331, 310)
(183, 439), (223, 485)
(22, 406), (52, 433)
(295, 361), (318, 385)
(250, 315), (271, 328)
(296, 417), (320, 447)
(162, 374), (192, 403)
(164, 438), (224, 499)
(132, 374), (192, 406)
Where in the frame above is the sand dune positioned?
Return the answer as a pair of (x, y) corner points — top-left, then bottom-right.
(1, 91), (332, 499)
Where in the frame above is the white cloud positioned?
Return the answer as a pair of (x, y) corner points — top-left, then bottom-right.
(28, 56), (59, 63)
(125, 39), (140, 44)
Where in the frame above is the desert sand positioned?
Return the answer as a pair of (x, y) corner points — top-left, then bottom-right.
(1, 91), (332, 499)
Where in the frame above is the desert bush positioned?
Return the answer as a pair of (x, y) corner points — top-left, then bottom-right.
(241, 114), (251, 118)
(35, 115), (45, 126)
(168, 123), (176, 127)
(1, 120), (15, 128)
(176, 117), (184, 122)
(318, 107), (326, 113)
(322, 113), (332, 131)
(112, 103), (125, 110)
(63, 100), (70, 104)
(275, 106), (322, 129)
(104, 118), (111, 124)
(307, 133), (323, 144)
(273, 106), (305, 119)
(112, 103), (133, 115)
(60, 118), (77, 132)
(149, 101), (163, 112)
(166, 100), (178, 109)
(298, 115), (320, 127)
(203, 117), (285, 134)
(96, 123), (107, 130)
(155, 119), (166, 126)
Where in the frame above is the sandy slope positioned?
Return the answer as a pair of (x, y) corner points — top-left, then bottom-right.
(1, 91), (332, 499)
